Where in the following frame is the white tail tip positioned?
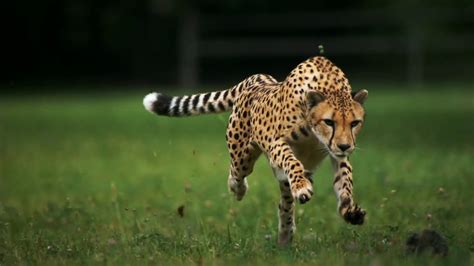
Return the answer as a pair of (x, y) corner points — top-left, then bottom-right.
(143, 92), (159, 113)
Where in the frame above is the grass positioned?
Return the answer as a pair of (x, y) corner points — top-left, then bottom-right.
(0, 85), (473, 265)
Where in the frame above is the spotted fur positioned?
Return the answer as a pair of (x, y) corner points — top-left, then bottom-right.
(144, 56), (368, 245)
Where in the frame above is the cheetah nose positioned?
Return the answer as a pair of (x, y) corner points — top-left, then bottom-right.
(337, 144), (351, 152)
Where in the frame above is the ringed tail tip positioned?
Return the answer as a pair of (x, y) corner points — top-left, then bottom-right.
(143, 92), (159, 114)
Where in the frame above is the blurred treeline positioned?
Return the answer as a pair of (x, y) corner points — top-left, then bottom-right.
(4, 0), (474, 88)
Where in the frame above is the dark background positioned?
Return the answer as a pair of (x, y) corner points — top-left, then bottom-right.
(1, 2), (474, 264)
(4, 0), (474, 89)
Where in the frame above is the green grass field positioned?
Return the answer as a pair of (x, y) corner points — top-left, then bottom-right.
(1, 85), (473, 265)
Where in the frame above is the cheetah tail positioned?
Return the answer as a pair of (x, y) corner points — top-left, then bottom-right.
(143, 74), (275, 117)
(143, 88), (236, 117)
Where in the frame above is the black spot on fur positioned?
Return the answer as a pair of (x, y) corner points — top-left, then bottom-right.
(208, 104), (215, 113)
(218, 102), (225, 111)
(340, 162), (352, 172)
(340, 197), (351, 209)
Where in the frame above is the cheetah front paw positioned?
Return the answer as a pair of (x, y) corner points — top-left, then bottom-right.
(292, 179), (314, 204)
(228, 177), (248, 201)
(343, 204), (366, 225)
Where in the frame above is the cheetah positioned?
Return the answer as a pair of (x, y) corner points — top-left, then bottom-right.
(143, 56), (368, 245)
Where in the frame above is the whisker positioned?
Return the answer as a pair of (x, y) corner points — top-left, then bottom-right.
(316, 147), (330, 155)
(354, 146), (364, 152)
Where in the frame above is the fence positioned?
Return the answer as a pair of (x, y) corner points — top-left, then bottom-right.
(178, 9), (474, 87)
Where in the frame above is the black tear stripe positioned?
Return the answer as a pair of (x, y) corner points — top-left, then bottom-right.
(182, 97), (190, 115)
(191, 95), (199, 110)
(328, 126), (335, 149)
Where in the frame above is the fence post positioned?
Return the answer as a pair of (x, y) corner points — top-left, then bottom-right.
(178, 9), (198, 88)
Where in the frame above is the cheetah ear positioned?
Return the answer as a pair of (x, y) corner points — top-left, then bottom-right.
(307, 91), (325, 109)
(352, 89), (368, 105)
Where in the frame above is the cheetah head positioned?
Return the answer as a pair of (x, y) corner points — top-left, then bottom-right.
(306, 90), (368, 159)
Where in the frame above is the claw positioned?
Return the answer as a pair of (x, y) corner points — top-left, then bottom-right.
(343, 204), (366, 225)
(298, 194), (309, 204)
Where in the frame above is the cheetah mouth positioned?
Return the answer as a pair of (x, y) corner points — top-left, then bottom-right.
(333, 152), (347, 159)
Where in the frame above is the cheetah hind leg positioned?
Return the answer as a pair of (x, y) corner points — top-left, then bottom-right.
(227, 144), (261, 201)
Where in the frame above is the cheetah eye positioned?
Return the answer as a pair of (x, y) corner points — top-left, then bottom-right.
(351, 120), (361, 128)
(323, 119), (334, 126)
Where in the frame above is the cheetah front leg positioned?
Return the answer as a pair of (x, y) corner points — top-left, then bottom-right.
(269, 140), (313, 204)
(331, 157), (366, 225)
